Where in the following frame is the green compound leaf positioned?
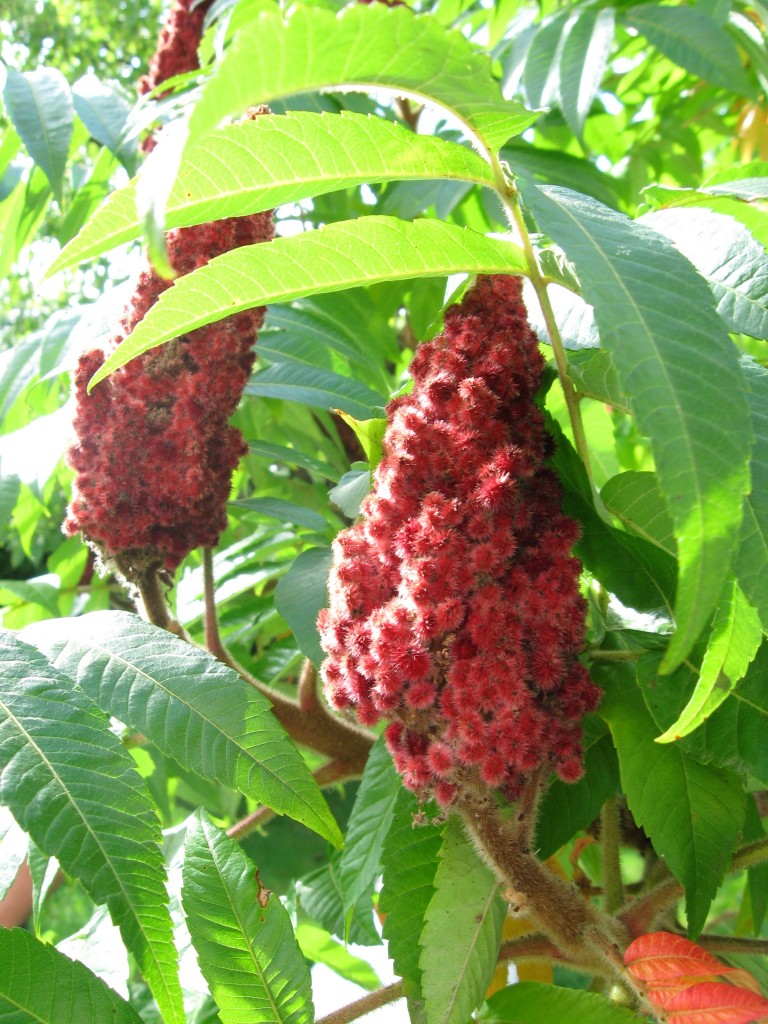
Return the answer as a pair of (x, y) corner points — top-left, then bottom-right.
(0, 927), (143, 1024)
(274, 547), (333, 668)
(246, 362), (387, 421)
(601, 471), (676, 556)
(567, 348), (630, 413)
(22, 611), (342, 848)
(625, 4), (751, 95)
(598, 658), (745, 937)
(536, 720), (620, 859)
(420, 816), (506, 1024)
(50, 110), (497, 275)
(87, 217), (526, 389)
(3, 68), (73, 203)
(0, 632), (184, 1024)
(640, 644), (768, 786)
(521, 181), (751, 672)
(480, 981), (641, 1024)
(642, 207), (768, 341)
(296, 854), (379, 947)
(656, 580), (762, 743)
(189, 3), (537, 156)
(380, 788), (445, 993)
(558, 8), (615, 139)
(339, 735), (402, 913)
(549, 419), (677, 614)
(734, 357), (768, 631)
(183, 810), (314, 1024)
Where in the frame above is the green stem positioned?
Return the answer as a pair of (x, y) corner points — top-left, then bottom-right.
(487, 161), (603, 512)
(587, 648), (646, 663)
(601, 796), (624, 914)
(695, 934), (768, 956)
(203, 547), (229, 662)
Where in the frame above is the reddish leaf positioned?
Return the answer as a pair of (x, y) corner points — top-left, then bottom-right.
(625, 933), (734, 986)
(653, 981), (768, 1024)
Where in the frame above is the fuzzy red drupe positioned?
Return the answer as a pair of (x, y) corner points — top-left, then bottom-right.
(318, 276), (601, 806)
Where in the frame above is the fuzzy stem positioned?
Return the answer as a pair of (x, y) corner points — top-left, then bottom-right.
(135, 568), (186, 637)
(315, 982), (405, 1024)
(601, 796), (624, 914)
(512, 767), (547, 849)
(694, 934), (768, 956)
(497, 933), (613, 977)
(458, 795), (626, 966)
(202, 547), (229, 661)
(619, 877), (683, 938)
(732, 835), (768, 871)
(227, 758), (354, 841)
(298, 659), (321, 713)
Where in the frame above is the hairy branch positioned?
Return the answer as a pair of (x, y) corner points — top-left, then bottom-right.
(315, 982), (405, 1024)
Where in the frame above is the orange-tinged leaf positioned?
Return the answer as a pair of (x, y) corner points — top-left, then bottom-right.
(626, 933), (729, 978)
(653, 981), (768, 1024)
(625, 933), (740, 986)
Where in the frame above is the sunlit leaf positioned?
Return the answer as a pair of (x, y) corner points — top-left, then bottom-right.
(521, 181), (751, 671)
(87, 218), (526, 388)
(183, 810), (314, 1024)
(22, 611), (342, 846)
(0, 632), (184, 1024)
(0, 927), (143, 1024)
(3, 68), (73, 203)
(50, 111), (497, 274)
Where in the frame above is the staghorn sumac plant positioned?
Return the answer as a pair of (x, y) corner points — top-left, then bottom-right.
(0, 1), (767, 1023)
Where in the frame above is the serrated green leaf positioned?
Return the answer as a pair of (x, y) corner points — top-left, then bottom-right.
(502, 141), (620, 210)
(734, 357), (768, 630)
(87, 218), (526, 389)
(22, 611), (342, 847)
(295, 923), (380, 990)
(479, 981), (640, 1024)
(642, 207), (768, 341)
(641, 644), (768, 786)
(247, 362), (387, 421)
(420, 816), (505, 1024)
(626, 4), (751, 94)
(0, 927), (143, 1024)
(231, 496), (329, 532)
(335, 413), (387, 469)
(567, 349), (629, 412)
(189, 4), (537, 156)
(296, 854), (379, 947)
(601, 471), (675, 555)
(339, 735), (401, 912)
(3, 68), (73, 203)
(380, 789), (445, 991)
(274, 548), (333, 668)
(50, 110), (497, 275)
(248, 440), (341, 482)
(522, 11), (571, 109)
(521, 181), (751, 672)
(329, 466), (371, 519)
(536, 724), (620, 859)
(549, 419), (677, 613)
(558, 8), (615, 138)
(598, 657), (745, 936)
(71, 73), (136, 174)
(656, 580), (762, 743)
(0, 632), (184, 1024)
(183, 810), (313, 1024)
